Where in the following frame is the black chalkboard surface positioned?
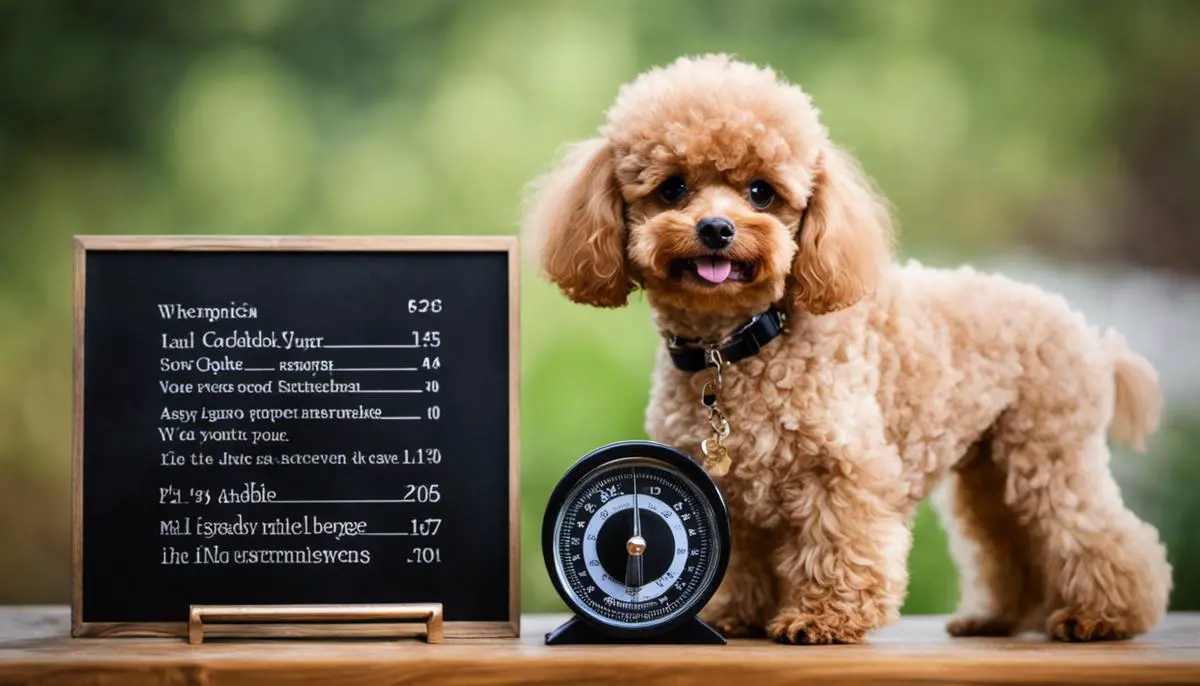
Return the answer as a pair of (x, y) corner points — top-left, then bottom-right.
(72, 236), (519, 638)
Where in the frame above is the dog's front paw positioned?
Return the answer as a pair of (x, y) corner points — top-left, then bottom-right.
(946, 615), (1017, 637)
(1047, 608), (1136, 642)
(767, 608), (867, 645)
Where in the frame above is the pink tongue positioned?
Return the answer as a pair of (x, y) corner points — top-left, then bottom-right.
(695, 257), (732, 284)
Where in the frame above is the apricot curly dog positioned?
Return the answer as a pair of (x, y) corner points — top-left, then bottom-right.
(524, 54), (1171, 644)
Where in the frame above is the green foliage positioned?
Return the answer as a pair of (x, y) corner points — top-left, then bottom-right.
(903, 503), (958, 614)
(0, 0), (1198, 614)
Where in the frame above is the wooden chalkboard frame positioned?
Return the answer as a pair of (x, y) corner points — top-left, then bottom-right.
(71, 235), (521, 639)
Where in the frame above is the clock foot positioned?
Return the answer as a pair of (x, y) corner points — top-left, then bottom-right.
(545, 615), (727, 645)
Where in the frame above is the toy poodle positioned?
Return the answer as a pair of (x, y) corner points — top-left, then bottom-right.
(524, 54), (1171, 644)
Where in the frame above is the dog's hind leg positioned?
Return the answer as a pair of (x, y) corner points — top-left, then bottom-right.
(935, 439), (1043, 637)
(700, 518), (777, 637)
(990, 349), (1172, 641)
(999, 430), (1171, 640)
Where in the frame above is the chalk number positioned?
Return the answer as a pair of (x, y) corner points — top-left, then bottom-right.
(408, 298), (442, 314)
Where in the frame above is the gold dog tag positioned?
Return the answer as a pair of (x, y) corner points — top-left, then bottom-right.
(701, 439), (732, 477)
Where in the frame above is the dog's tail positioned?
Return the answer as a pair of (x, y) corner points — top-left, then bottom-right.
(1103, 329), (1162, 452)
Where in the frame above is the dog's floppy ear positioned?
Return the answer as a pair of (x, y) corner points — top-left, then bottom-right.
(790, 144), (894, 315)
(523, 138), (631, 308)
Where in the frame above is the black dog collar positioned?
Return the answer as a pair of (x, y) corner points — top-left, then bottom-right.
(664, 306), (788, 372)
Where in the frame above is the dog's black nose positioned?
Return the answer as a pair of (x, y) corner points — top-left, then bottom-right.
(696, 216), (735, 250)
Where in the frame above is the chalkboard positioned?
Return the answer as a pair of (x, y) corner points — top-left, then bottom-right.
(71, 236), (519, 638)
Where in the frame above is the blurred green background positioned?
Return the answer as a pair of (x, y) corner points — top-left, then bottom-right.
(2, 0), (1199, 616)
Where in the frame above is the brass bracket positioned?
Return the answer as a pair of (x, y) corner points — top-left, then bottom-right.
(187, 603), (444, 644)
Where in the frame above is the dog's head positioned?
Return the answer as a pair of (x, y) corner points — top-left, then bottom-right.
(525, 54), (893, 320)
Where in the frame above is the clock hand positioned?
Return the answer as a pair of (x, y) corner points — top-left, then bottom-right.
(626, 469), (645, 598)
(626, 553), (643, 601)
(633, 469), (641, 537)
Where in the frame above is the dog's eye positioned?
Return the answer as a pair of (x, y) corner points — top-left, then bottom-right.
(748, 180), (776, 210)
(657, 176), (688, 205)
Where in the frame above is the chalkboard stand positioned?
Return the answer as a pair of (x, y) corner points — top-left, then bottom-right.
(187, 603), (444, 644)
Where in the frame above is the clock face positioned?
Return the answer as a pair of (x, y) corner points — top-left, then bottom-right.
(549, 455), (724, 632)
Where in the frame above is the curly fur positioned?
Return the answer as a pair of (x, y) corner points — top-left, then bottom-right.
(524, 54), (1171, 644)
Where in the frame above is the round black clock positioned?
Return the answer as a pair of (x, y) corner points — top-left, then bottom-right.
(542, 440), (730, 644)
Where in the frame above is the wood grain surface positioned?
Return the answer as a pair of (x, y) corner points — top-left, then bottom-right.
(2, 607), (1199, 685)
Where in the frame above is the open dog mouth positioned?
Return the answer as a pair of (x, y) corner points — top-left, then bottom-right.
(670, 256), (758, 286)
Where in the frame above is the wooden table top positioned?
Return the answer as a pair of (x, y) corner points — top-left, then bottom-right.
(2, 607), (1199, 685)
